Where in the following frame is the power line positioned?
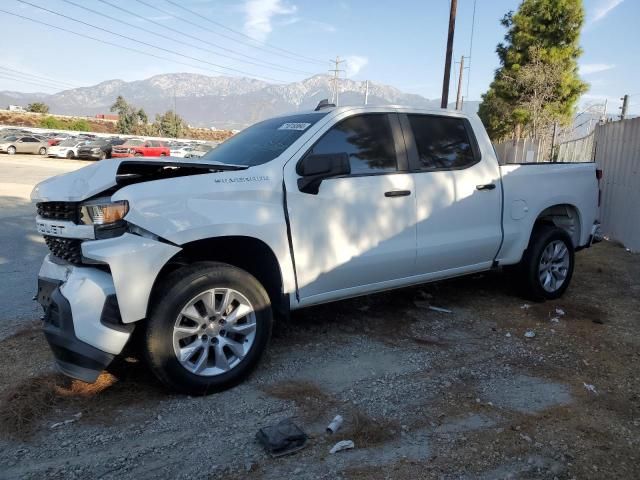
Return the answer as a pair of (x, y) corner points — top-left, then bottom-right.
(0, 8), (275, 81)
(163, 0), (326, 66)
(89, 0), (315, 76)
(14, 0), (285, 82)
(3, 67), (81, 89)
(0, 73), (63, 91)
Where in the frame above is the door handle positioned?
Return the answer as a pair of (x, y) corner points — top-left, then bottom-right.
(476, 183), (496, 191)
(384, 190), (411, 197)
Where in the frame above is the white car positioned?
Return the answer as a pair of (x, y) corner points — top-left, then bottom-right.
(32, 104), (602, 395)
(169, 146), (193, 158)
(47, 139), (87, 159)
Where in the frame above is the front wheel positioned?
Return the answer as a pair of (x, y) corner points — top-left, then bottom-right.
(39, 147), (47, 155)
(7, 146), (16, 155)
(66, 150), (74, 159)
(144, 262), (272, 395)
(516, 225), (575, 301)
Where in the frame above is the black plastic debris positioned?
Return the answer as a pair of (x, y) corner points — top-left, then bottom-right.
(256, 419), (308, 457)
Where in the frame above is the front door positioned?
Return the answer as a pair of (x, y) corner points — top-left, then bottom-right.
(285, 113), (417, 304)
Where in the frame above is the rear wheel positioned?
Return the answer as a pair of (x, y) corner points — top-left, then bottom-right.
(66, 150), (74, 159)
(144, 262), (272, 395)
(516, 225), (574, 301)
(134, 152), (143, 157)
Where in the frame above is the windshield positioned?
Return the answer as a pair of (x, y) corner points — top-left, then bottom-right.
(199, 113), (327, 166)
(86, 140), (107, 147)
(123, 139), (144, 146)
(59, 139), (80, 146)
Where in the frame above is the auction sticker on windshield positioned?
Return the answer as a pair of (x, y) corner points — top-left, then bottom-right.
(278, 122), (312, 131)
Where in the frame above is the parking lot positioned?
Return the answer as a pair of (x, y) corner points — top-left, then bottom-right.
(0, 154), (639, 479)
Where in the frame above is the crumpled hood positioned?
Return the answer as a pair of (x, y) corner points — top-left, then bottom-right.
(31, 156), (241, 202)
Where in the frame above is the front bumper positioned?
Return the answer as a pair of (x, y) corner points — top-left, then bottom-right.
(77, 151), (103, 160)
(36, 233), (181, 382)
(37, 256), (131, 382)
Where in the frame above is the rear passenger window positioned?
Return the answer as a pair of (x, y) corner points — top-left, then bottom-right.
(408, 115), (477, 170)
(308, 114), (397, 174)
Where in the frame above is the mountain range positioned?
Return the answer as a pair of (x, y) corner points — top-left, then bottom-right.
(0, 73), (479, 129)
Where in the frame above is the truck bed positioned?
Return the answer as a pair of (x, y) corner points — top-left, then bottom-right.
(497, 162), (599, 265)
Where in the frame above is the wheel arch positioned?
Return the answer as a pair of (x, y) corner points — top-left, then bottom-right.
(530, 203), (582, 248)
(151, 235), (288, 318)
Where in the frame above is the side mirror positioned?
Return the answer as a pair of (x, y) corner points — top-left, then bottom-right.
(296, 153), (350, 194)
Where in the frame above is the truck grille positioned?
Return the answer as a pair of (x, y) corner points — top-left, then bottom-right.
(43, 235), (83, 264)
(37, 202), (79, 223)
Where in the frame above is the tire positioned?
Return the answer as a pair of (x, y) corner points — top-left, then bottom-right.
(66, 150), (74, 159)
(160, 153), (167, 157)
(134, 152), (143, 157)
(7, 146), (16, 155)
(39, 147), (47, 155)
(98, 151), (106, 160)
(516, 225), (575, 301)
(144, 262), (272, 395)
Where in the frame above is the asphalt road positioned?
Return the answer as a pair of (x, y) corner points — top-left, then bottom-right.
(0, 154), (84, 339)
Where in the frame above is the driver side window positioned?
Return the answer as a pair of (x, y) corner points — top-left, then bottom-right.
(308, 114), (398, 174)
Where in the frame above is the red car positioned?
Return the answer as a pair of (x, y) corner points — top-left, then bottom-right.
(111, 139), (170, 158)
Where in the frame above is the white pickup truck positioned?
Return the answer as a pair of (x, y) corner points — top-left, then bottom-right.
(32, 105), (602, 394)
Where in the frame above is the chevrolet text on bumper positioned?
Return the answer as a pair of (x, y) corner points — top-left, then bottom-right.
(32, 105), (602, 395)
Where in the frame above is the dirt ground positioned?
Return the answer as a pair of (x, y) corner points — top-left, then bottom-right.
(0, 240), (638, 479)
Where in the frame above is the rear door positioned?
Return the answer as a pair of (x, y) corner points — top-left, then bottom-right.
(285, 112), (417, 303)
(400, 113), (502, 275)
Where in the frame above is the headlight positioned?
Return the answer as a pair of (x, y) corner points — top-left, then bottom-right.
(91, 147), (101, 152)
(80, 199), (129, 225)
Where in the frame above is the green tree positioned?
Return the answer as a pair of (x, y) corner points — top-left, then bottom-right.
(478, 0), (588, 141)
(153, 110), (186, 138)
(27, 102), (50, 114)
(110, 95), (148, 134)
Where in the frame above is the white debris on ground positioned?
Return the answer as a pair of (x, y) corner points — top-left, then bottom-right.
(50, 412), (82, 429)
(524, 330), (536, 338)
(428, 306), (453, 314)
(326, 415), (344, 434)
(329, 440), (355, 454)
(583, 383), (598, 395)
(555, 308), (566, 316)
(520, 304), (531, 310)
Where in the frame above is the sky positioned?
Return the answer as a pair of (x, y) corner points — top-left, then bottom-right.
(0, 0), (638, 115)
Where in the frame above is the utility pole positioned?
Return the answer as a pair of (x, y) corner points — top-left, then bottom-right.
(440, 0), (458, 109)
(619, 94), (629, 120)
(455, 55), (465, 110)
(329, 56), (345, 105)
(364, 80), (369, 105)
(173, 88), (177, 138)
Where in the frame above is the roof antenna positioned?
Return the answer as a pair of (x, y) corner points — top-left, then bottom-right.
(315, 99), (336, 111)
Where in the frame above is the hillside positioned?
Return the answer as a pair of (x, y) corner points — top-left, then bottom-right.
(0, 74), (479, 129)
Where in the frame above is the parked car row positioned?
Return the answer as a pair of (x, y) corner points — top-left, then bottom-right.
(0, 127), (219, 159)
